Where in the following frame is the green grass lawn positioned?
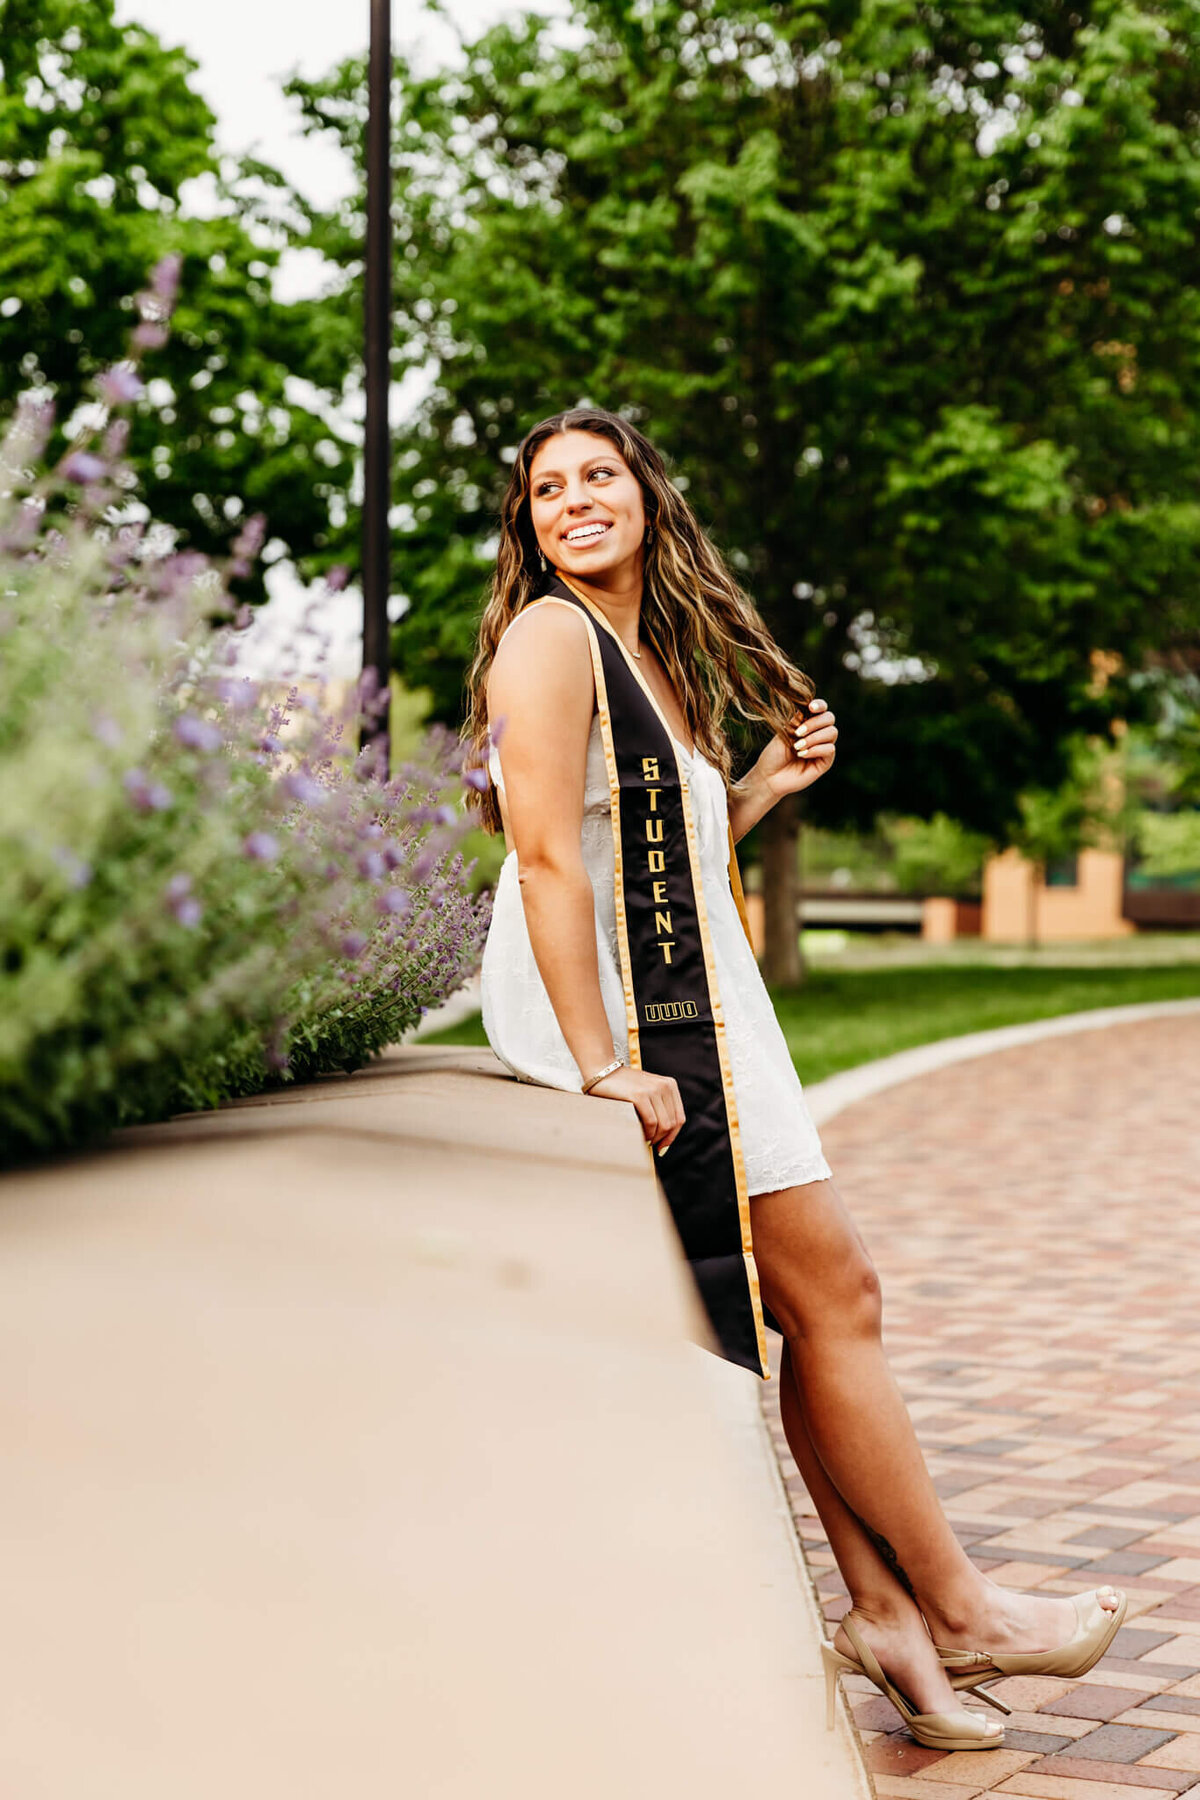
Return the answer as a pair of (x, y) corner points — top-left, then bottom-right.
(421, 960), (1200, 1086)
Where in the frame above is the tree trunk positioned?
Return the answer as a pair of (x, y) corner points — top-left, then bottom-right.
(761, 795), (804, 987)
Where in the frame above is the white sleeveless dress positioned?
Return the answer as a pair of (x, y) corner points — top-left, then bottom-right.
(480, 625), (831, 1197)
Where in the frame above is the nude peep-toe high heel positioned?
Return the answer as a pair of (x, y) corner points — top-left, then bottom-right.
(935, 1587), (1128, 1708)
(821, 1613), (1005, 1751)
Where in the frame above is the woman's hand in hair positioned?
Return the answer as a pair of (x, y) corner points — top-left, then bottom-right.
(586, 1065), (686, 1156)
(727, 698), (838, 841)
(758, 697), (838, 798)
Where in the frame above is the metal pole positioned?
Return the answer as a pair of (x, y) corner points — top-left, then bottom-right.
(361, 0), (392, 753)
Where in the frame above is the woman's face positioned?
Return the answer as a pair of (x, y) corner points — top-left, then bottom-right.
(527, 430), (647, 581)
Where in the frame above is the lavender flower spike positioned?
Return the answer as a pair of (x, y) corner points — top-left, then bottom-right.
(123, 769), (173, 812)
(174, 713), (223, 753)
(97, 364), (145, 406)
(61, 450), (106, 485)
(151, 253), (183, 309)
(243, 831), (281, 863)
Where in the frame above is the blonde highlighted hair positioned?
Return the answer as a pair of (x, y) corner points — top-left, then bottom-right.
(465, 407), (813, 834)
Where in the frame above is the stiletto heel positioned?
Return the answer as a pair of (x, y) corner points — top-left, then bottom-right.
(822, 1615), (1005, 1751)
(820, 1639), (859, 1732)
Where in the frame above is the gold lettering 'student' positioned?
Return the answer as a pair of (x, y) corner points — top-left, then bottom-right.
(642, 764), (674, 964)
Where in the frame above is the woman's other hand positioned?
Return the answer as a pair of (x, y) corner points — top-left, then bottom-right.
(587, 1064), (686, 1156)
(757, 696), (838, 797)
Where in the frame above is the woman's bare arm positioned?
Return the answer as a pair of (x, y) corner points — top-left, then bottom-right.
(488, 606), (615, 1078)
(487, 606), (685, 1150)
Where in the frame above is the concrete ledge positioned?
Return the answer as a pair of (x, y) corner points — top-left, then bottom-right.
(0, 1045), (864, 1799)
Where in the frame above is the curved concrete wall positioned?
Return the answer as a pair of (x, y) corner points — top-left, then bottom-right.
(0, 1045), (863, 1800)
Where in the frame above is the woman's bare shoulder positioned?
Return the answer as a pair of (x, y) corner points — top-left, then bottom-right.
(489, 599), (592, 688)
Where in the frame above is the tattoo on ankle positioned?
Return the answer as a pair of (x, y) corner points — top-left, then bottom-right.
(861, 1521), (916, 1599)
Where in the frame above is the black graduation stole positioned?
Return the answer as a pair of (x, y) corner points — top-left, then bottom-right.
(541, 574), (770, 1378)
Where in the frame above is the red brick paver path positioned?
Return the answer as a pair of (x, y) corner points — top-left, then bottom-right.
(763, 1014), (1200, 1800)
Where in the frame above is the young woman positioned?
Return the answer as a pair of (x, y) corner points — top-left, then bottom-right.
(466, 408), (1125, 1750)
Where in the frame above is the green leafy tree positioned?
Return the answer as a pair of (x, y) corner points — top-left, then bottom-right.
(293, 0), (1200, 978)
(0, 0), (355, 575)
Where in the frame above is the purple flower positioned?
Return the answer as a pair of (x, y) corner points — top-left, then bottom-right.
(173, 713), (223, 753)
(159, 551), (209, 592)
(53, 848), (92, 889)
(151, 253), (183, 308)
(123, 768), (173, 812)
(231, 513), (266, 562)
(61, 450), (106, 485)
(258, 733), (282, 755)
(462, 765), (489, 793)
(377, 887), (411, 916)
(132, 321), (168, 351)
(91, 711), (122, 749)
(243, 831), (280, 863)
(0, 498), (43, 553)
(326, 564), (350, 592)
(215, 675), (255, 711)
(97, 364), (145, 406)
(171, 894), (203, 928)
(339, 929), (368, 959)
(165, 872), (192, 901)
(107, 522), (143, 569)
(104, 417), (131, 460)
(357, 849), (386, 882)
(281, 770), (326, 807)
(435, 803), (458, 826)
(11, 393), (55, 460)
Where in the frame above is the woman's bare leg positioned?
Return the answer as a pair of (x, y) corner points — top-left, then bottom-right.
(778, 1344), (986, 1717)
(754, 1178), (1119, 1670)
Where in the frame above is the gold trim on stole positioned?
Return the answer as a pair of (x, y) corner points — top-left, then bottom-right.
(552, 574), (770, 1379)
(726, 824), (755, 954)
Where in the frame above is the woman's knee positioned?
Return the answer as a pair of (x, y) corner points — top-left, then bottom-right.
(764, 1244), (882, 1343)
(751, 1178), (883, 1342)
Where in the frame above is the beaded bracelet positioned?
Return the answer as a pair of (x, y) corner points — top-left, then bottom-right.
(581, 1056), (624, 1095)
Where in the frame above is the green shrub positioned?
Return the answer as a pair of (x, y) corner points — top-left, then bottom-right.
(0, 282), (490, 1162)
(1134, 811), (1200, 882)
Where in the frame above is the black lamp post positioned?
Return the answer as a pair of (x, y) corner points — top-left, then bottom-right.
(361, 0), (392, 753)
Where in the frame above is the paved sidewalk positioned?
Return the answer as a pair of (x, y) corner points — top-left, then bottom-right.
(764, 1012), (1200, 1800)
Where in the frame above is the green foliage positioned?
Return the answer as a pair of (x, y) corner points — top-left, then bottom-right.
(883, 814), (992, 898)
(792, 812), (989, 895)
(0, 380), (488, 1164)
(798, 821), (897, 892)
(770, 961), (1200, 1085)
(0, 0), (355, 582)
(1009, 730), (1129, 866)
(291, 0), (1200, 837)
(1134, 811), (1200, 881)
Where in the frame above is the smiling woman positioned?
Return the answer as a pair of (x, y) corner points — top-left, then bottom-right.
(461, 405), (1123, 1751)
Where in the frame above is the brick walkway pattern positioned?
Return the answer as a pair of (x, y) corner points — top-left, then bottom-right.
(763, 1015), (1200, 1800)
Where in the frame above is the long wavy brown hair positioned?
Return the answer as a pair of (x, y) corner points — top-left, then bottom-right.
(465, 407), (814, 834)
